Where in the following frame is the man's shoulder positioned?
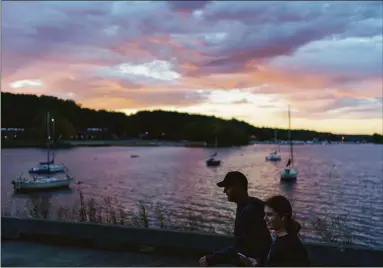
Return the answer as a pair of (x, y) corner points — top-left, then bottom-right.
(247, 196), (265, 208)
(242, 197), (265, 215)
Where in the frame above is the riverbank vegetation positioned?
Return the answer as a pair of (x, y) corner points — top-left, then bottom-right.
(2, 189), (354, 248)
(2, 92), (380, 147)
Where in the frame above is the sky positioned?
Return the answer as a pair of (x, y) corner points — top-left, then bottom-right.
(2, 1), (383, 135)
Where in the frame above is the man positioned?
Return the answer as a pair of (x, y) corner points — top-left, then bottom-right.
(199, 171), (272, 267)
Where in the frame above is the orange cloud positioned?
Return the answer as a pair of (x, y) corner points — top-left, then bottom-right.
(2, 1), (382, 134)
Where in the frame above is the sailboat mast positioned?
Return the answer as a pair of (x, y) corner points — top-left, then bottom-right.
(47, 112), (50, 163)
(52, 117), (55, 162)
(288, 106), (294, 167)
(274, 129), (278, 151)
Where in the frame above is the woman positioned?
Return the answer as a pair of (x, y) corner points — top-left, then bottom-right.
(240, 195), (310, 267)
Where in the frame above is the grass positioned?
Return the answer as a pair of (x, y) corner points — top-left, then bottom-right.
(305, 165), (353, 248)
(2, 188), (355, 249)
(2, 189), (219, 234)
(309, 215), (353, 248)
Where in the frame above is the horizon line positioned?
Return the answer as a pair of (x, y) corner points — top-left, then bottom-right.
(2, 91), (382, 136)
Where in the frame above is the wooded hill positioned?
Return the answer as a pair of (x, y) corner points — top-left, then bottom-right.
(1, 92), (381, 146)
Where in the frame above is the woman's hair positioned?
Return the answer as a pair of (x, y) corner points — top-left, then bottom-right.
(265, 195), (301, 234)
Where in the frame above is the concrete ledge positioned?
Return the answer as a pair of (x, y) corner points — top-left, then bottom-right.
(2, 217), (383, 266)
(1, 217), (231, 255)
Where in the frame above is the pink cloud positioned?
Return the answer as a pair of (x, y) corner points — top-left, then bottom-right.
(2, 1), (382, 134)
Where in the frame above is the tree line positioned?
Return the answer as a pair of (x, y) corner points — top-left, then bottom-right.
(1, 92), (382, 146)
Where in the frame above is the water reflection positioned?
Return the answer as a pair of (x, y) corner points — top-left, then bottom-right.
(1, 144), (383, 249)
(279, 180), (297, 196)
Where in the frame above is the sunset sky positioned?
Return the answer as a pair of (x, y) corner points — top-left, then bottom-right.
(2, 1), (382, 134)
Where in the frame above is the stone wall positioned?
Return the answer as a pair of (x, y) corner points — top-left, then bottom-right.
(2, 217), (383, 266)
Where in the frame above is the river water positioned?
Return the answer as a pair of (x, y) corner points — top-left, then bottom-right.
(1, 144), (383, 249)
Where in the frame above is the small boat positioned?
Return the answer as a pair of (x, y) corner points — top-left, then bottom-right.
(206, 138), (221, 167)
(29, 112), (67, 174)
(206, 158), (221, 166)
(280, 167), (298, 181)
(12, 174), (73, 193)
(281, 106), (298, 182)
(266, 151), (281, 161)
(131, 155), (139, 158)
(266, 130), (281, 161)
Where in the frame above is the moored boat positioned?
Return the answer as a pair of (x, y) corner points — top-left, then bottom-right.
(206, 158), (221, 166)
(266, 129), (282, 162)
(281, 106), (298, 182)
(206, 138), (221, 167)
(29, 112), (67, 174)
(266, 151), (281, 161)
(280, 166), (298, 181)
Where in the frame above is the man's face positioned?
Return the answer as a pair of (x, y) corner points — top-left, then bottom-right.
(223, 185), (238, 202)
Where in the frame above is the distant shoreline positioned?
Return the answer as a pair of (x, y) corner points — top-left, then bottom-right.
(2, 92), (382, 147)
(1, 139), (379, 149)
(1, 140), (208, 149)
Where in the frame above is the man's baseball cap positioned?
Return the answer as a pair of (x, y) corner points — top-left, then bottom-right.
(217, 171), (248, 189)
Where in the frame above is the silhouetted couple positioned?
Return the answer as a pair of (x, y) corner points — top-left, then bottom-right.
(199, 171), (310, 267)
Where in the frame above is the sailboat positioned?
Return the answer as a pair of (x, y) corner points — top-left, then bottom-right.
(266, 129), (281, 161)
(280, 106), (298, 181)
(206, 137), (221, 167)
(29, 112), (67, 174)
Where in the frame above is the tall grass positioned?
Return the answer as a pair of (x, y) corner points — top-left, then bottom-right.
(306, 164), (354, 248)
(2, 187), (355, 248)
(310, 215), (353, 247)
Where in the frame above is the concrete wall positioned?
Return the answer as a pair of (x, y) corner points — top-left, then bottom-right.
(2, 217), (383, 266)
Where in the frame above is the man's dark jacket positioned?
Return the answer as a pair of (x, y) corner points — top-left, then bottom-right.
(206, 197), (272, 266)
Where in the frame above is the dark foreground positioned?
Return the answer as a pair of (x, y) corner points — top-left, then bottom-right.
(3, 217), (383, 267)
(1, 240), (200, 267)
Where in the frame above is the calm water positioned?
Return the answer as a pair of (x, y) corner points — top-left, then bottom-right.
(2, 144), (383, 249)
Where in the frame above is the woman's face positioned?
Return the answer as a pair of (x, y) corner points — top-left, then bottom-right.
(264, 205), (283, 231)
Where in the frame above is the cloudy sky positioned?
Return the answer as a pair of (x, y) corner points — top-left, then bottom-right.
(2, 1), (382, 134)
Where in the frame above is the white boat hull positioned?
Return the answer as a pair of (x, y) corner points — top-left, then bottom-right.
(12, 176), (72, 192)
(280, 168), (298, 181)
(266, 154), (281, 161)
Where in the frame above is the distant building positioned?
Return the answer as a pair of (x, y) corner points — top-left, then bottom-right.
(1, 128), (25, 132)
(1, 128), (25, 140)
(86, 128), (108, 132)
(75, 128), (111, 140)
